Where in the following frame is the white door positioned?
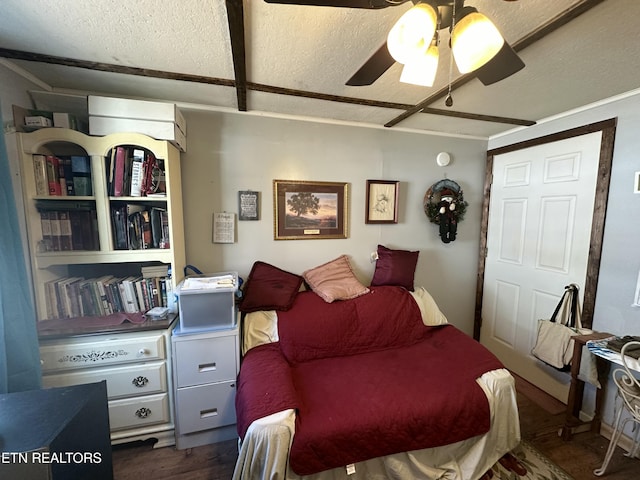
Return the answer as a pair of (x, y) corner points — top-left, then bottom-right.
(480, 132), (602, 402)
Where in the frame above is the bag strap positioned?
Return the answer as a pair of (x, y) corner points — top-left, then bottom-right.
(550, 288), (571, 324)
(566, 283), (582, 329)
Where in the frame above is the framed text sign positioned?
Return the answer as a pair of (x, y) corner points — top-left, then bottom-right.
(238, 190), (260, 220)
(273, 180), (349, 240)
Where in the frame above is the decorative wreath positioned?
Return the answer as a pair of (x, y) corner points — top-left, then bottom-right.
(423, 179), (468, 225)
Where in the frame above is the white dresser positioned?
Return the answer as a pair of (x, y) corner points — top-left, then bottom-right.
(171, 325), (240, 449)
(39, 322), (176, 448)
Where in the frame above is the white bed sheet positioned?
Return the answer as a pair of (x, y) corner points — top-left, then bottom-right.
(234, 288), (521, 480)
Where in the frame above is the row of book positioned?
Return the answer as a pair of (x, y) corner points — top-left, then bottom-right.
(106, 146), (166, 198)
(36, 200), (99, 252)
(33, 154), (92, 197)
(112, 204), (170, 250)
(44, 267), (173, 319)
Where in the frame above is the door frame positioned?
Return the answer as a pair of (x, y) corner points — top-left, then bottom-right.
(473, 118), (617, 340)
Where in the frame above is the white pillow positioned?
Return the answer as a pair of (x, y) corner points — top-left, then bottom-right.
(410, 287), (448, 326)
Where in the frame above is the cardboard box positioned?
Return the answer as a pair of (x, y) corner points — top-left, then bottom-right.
(89, 115), (186, 152)
(175, 272), (238, 334)
(24, 115), (52, 127)
(53, 112), (78, 130)
(88, 95), (186, 135)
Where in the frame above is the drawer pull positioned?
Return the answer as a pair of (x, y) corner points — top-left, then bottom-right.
(132, 376), (149, 388)
(198, 362), (217, 372)
(136, 407), (152, 419)
(200, 408), (218, 418)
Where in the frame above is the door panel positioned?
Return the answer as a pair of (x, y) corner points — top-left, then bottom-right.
(480, 132), (602, 402)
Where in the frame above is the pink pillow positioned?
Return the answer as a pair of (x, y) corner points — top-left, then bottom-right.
(303, 255), (369, 303)
(370, 245), (419, 291)
(239, 261), (303, 312)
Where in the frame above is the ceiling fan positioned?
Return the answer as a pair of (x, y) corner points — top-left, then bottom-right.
(264, 0), (524, 88)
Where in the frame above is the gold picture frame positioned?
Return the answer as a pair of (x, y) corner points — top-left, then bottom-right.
(365, 179), (399, 224)
(273, 180), (349, 240)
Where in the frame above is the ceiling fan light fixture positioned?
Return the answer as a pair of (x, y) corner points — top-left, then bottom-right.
(400, 42), (439, 87)
(387, 2), (438, 65)
(451, 7), (504, 74)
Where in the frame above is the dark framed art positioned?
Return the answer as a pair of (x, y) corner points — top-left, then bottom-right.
(238, 190), (260, 221)
(365, 179), (399, 224)
(273, 180), (349, 240)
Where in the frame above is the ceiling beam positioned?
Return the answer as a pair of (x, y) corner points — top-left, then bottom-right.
(0, 47), (532, 127)
(384, 0), (607, 128)
(225, 0), (248, 111)
(0, 47), (235, 87)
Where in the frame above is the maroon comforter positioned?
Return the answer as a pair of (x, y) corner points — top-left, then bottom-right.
(236, 286), (504, 475)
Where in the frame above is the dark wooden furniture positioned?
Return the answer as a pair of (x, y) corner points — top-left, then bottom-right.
(561, 332), (613, 441)
(0, 381), (113, 479)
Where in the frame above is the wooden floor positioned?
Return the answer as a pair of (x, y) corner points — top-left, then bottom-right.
(112, 376), (640, 479)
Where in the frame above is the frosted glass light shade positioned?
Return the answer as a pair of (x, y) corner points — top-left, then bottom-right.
(451, 10), (504, 73)
(387, 3), (438, 65)
(400, 43), (439, 87)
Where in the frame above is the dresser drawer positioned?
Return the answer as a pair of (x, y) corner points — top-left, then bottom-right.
(42, 361), (167, 399)
(176, 381), (236, 434)
(40, 333), (165, 373)
(109, 393), (170, 431)
(174, 335), (237, 388)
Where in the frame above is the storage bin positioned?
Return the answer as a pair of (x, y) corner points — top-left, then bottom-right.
(175, 272), (237, 334)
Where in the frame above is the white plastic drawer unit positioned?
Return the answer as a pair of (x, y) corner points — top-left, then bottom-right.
(40, 332), (165, 373)
(175, 381), (236, 434)
(108, 393), (170, 431)
(174, 335), (237, 388)
(42, 361), (167, 399)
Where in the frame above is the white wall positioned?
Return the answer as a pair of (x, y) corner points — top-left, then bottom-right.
(489, 90), (640, 427)
(181, 110), (488, 335)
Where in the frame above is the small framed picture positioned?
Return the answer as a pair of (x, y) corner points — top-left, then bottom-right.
(273, 180), (349, 240)
(238, 190), (260, 220)
(366, 180), (399, 224)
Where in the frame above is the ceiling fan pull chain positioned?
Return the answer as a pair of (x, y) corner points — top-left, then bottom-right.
(445, 0), (457, 107)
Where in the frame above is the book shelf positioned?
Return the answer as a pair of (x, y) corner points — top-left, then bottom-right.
(17, 128), (186, 321)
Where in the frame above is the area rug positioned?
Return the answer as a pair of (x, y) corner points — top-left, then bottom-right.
(488, 441), (573, 480)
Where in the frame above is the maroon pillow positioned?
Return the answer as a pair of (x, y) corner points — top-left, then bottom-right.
(370, 245), (419, 291)
(239, 261), (303, 313)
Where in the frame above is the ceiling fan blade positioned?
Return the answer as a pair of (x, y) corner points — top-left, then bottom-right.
(475, 41), (525, 86)
(346, 43), (395, 86)
(264, 0), (394, 8)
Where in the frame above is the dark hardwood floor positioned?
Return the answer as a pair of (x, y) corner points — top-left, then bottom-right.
(112, 377), (640, 479)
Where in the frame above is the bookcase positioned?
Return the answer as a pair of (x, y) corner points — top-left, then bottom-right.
(16, 128), (186, 321)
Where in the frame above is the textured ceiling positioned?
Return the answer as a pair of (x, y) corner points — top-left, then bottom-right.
(0, 0), (637, 139)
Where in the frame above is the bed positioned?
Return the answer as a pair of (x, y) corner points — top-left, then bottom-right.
(232, 254), (521, 480)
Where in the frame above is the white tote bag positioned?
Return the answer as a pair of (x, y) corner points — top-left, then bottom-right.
(531, 284), (591, 371)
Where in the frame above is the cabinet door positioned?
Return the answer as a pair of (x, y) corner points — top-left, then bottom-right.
(174, 335), (237, 388)
(176, 381), (236, 434)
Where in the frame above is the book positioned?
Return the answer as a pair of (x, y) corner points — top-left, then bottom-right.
(61, 157), (75, 196)
(33, 154), (49, 196)
(140, 209), (152, 248)
(39, 211), (52, 252)
(49, 210), (61, 251)
(111, 206), (128, 250)
(57, 211), (72, 251)
(130, 149), (145, 197)
(141, 150), (157, 196)
(113, 146), (127, 197)
(71, 155), (92, 196)
(45, 155), (62, 195)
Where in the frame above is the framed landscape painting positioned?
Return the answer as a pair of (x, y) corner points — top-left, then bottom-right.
(273, 180), (349, 240)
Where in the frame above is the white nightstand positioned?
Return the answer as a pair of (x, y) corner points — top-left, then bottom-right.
(171, 324), (240, 449)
